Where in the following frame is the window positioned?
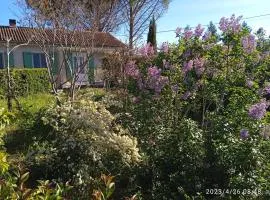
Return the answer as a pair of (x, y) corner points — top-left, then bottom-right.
(73, 56), (85, 73)
(33, 53), (47, 68)
(0, 53), (3, 69)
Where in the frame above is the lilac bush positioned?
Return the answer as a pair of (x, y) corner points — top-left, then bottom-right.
(183, 29), (193, 40)
(182, 60), (194, 74)
(160, 42), (169, 53)
(240, 129), (249, 139)
(194, 24), (204, 37)
(122, 14), (270, 199)
(138, 42), (154, 57)
(125, 61), (140, 79)
(248, 101), (268, 120)
(193, 57), (205, 76)
(219, 14), (242, 33)
(242, 34), (257, 53)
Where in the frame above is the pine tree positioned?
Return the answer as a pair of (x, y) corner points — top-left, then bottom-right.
(147, 16), (157, 53)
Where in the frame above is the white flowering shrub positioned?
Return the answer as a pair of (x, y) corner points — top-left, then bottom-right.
(25, 99), (140, 199)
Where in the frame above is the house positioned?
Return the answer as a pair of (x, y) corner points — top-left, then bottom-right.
(0, 19), (126, 88)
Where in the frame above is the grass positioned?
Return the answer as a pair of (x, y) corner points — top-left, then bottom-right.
(0, 93), (55, 114)
(1, 88), (106, 157)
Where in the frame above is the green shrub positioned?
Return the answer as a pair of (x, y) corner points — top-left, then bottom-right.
(0, 68), (50, 97)
(21, 99), (140, 199)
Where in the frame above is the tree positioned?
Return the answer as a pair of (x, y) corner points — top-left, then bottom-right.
(207, 21), (217, 36)
(23, 0), (123, 32)
(120, 0), (170, 51)
(78, 0), (124, 32)
(256, 27), (266, 39)
(147, 16), (157, 53)
(242, 21), (252, 33)
(255, 27), (269, 52)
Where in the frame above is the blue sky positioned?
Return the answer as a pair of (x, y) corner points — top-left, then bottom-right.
(1, 0), (270, 45)
(155, 0), (270, 44)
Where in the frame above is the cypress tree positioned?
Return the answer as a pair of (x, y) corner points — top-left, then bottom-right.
(207, 21), (217, 36)
(147, 16), (157, 53)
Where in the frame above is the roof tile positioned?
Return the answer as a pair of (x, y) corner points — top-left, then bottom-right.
(0, 26), (125, 48)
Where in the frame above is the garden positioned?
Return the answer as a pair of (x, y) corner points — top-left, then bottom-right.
(0, 14), (270, 199)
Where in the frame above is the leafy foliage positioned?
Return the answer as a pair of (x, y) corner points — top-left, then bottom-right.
(0, 69), (50, 97)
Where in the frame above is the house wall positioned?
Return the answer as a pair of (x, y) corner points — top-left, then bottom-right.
(0, 44), (44, 68)
(0, 43), (116, 87)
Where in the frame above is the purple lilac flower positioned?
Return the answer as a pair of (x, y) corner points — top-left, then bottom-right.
(139, 42), (154, 57)
(175, 27), (182, 37)
(147, 66), (169, 94)
(147, 75), (168, 94)
(246, 80), (254, 88)
(154, 76), (169, 94)
(242, 34), (256, 53)
(182, 60), (193, 74)
(148, 66), (161, 77)
(202, 31), (212, 41)
(181, 91), (192, 100)
(183, 50), (192, 58)
(125, 61), (140, 79)
(263, 85), (270, 95)
(230, 15), (242, 33)
(194, 57), (205, 76)
(248, 101), (268, 120)
(194, 24), (205, 37)
(184, 29), (193, 40)
(161, 42), (169, 53)
(219, 17), (229, 32)
(219, 14), (242, 33)
(240, 129), (249, 139)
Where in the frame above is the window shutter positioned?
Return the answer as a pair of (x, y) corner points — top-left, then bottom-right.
(0, 53), (3, 69)
(9, 53), (14, 67)
(23, 52), (33, 68)
(88, 56), (95, 83)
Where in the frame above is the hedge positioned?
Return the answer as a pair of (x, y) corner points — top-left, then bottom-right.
(0, 68), (51, 97)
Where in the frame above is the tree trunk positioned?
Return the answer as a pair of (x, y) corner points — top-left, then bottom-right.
(129, 5), (134, 54)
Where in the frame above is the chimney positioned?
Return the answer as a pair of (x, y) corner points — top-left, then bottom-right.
(9, 19), (16, 28)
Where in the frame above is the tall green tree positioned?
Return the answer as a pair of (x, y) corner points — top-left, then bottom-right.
(242, 21), (252, 33)
(147, 16), (157, 53)
(207, 21), (217, 36)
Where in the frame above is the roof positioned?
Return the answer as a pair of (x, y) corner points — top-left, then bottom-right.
(0, 26), (126, 48)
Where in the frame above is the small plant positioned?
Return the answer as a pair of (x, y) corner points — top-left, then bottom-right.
(92, 174), (115, 200)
